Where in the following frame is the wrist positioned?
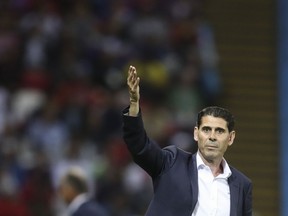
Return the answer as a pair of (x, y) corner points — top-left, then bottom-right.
(129, 101), (139, 116)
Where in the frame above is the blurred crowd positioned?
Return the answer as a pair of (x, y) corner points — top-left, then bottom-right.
(0, 0), (221, 215)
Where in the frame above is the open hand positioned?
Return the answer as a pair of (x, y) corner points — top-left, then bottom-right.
(127, 66), (140, 103)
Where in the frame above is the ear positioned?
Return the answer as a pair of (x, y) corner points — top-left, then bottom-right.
(228, 131), (236, 146)
(194, 127), (199, 142)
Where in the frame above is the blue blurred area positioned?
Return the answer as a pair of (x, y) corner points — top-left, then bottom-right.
(278, 0), (288, 215)
(0, 0), (221, 215)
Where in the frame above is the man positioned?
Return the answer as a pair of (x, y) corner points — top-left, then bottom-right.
(122, 66), (252, 216)
(59, 168), (108, 216)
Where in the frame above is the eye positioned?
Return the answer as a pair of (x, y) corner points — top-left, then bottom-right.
(202, 127), (211, 133)
(216, 128), (225, 134)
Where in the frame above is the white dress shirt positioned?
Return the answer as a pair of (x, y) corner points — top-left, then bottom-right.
(192, 152), (232, 216)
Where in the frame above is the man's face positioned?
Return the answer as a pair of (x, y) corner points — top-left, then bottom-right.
(194, 115), (235, 163)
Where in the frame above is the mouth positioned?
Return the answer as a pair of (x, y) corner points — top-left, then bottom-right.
(206, 145), (218, 150)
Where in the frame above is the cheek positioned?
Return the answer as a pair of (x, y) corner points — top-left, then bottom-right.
(196, 135), (207, 147)
(60, 187), (67, 197)
(219, 139), (230, 151)
(60, 186), (72, 201)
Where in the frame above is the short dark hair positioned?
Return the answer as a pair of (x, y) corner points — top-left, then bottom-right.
(64, 173), (88, 194)
(197, 106), (235, 132)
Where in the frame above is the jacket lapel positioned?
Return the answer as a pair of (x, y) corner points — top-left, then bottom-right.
(228, 173), (240, 216)
(189, 154), (199, 212)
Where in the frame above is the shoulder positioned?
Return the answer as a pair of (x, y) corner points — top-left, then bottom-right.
(163, 145), (192, 158)
(161, 145), (193, 169)
(73, 200), (108, 216)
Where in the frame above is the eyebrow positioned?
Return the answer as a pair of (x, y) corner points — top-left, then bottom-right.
(201, 126), (226, 131)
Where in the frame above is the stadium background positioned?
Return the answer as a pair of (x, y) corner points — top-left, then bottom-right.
(0, 0), (286, 215)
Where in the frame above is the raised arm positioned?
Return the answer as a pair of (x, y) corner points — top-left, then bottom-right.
(123, 66), (177, 178)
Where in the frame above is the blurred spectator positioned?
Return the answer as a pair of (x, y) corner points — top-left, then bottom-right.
(0, 0), (220, 215)
(27, 101), (69, 164)
(52, 133), (98, 190)
(10, 88), (46, 125)
(0, 88), (9, 135)
(59, 167), (107, 216)
(168, 68), (203, 128)
(20, 149), (53, 216)
(196, 19), (222, 105)
(0, 168), (30, 216)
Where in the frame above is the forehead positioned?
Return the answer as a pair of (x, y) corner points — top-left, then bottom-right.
(199, 115), (228, 129)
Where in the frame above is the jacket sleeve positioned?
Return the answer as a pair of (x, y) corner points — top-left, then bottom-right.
(122, 107), (176, 178)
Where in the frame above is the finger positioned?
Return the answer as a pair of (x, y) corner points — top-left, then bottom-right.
(129, 65), (134, 73)
(132, 67), (137, 81)
(132, 77), (140, 90)
(128, 75), (136, 88)
(131, 70), (138, 84)
(130, 67), (137, 82)
(127, 66), (139, 90)
(127, 66), (134, 83)
(127, 74), (133, 85)
(128, 65), (133, 77)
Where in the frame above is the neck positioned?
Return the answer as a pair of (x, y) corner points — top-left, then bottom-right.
(198, 152), (223, 177)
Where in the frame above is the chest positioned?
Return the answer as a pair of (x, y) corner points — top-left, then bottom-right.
(196, 169), (231, 216)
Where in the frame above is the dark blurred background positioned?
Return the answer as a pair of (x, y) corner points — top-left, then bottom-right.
(0, 0), (281, 216)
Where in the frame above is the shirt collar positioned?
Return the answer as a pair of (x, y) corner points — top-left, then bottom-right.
(196, 151), (232, 179)
(66, 193), (89, 215)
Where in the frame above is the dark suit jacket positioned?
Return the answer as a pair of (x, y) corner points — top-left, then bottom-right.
(71, 200), (108, 216)
(122, 108), (252, 216)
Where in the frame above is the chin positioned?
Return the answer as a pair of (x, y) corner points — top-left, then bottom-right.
(203, 151), (218, 162)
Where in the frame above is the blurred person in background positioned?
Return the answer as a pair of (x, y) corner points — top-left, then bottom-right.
(0, 168), (30, 216)
(122, 66), (252, 216)
(59, 167), (108, 216)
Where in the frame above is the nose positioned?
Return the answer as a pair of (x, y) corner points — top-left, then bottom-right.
(209, 131), (217, 141)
